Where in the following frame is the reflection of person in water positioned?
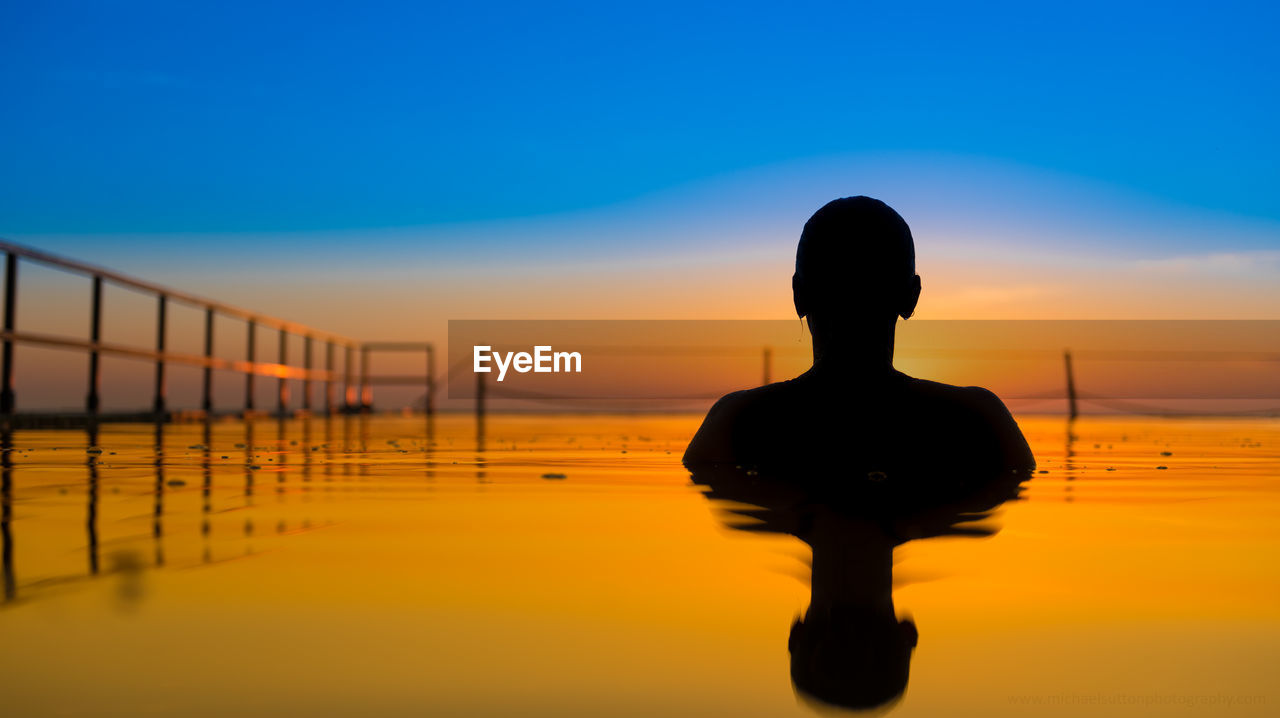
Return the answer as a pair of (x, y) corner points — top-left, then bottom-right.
(683, 196), (1035, 710)
(697, 460), (1027, 711)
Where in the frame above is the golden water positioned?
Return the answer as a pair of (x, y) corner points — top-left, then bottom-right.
(0, 414), (1276, 716)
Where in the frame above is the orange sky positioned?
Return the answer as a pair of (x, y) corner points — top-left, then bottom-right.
(7, 157), (1280, 411)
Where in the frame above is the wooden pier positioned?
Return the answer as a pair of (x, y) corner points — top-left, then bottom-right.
(0, 240), (433, 427)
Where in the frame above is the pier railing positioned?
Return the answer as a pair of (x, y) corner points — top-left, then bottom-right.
(360, 342), (436, 416)
(0, 240), (432, 421)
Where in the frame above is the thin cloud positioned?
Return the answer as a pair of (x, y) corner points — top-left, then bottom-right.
(1134, 250), (1280, 276)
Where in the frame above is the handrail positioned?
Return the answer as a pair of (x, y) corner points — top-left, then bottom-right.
(361, 342), (434, 351)
(358, 341), (435, 416)
(0, 239), (356, 345)
(0, 331), (339, 381)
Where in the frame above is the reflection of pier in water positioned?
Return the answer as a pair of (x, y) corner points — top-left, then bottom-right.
(0, 413), (437, 606)
(2, 429), (13, 601)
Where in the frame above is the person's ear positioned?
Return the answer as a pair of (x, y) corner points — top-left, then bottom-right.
(899, 618), (918, 649)
(792, 273), (807, 319)
(899, 274), (921, 320)
(788, 615), (806, 652)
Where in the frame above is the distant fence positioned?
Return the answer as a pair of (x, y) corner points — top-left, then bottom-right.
(0, 240), (433, 423)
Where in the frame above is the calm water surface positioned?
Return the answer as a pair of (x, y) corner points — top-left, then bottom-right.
(0, 414), (1276, 717)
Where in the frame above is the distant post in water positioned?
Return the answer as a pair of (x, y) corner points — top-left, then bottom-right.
(1064, 349), (1079, 420)
(762, 346), (772, 386)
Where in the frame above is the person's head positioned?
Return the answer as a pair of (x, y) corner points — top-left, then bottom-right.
(793, 197), (921, 340)
(789, 608), (918, 711)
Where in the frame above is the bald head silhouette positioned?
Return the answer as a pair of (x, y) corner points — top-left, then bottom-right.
(793, 197), (922, 352)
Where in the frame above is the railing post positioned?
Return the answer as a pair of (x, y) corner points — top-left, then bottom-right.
(762, 346), (772, 385)
(344, 345), (355, 412)
(277, 329), (288, 417)
(359, 345), (371, 412)
(303, 335), (313, 413)
(475, 368), (485, 449)
(1, 253), (16, 415)
(86, 275), (103, 414)
(153, 294), (167, 416)
(245, 320), (256, 413)
(325, 341), (335, 414)
(201, 307), (214, 414)
(426, 345), (435, 418)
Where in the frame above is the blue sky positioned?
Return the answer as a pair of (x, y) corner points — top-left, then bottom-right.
(3, 0), (1278, 240)
(2, 1), (1278, 411)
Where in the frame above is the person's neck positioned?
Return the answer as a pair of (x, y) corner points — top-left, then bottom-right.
(809, 316), (898, 376)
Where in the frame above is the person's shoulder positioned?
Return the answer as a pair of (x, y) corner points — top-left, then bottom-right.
(711, 380), (796, 413)
(683, 380), (800, 467)
(907, 376), (983, 397)
(909, 377), (1008, 412)
(909, 378), (1034, 470)
(698, 381), (799, 436)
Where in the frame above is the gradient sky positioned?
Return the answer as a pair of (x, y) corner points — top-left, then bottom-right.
(2, 2), (1279, 409)
(5, 0), (1279, 231)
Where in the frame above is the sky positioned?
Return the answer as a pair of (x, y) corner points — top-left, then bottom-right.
(1, 1), (1278, 409)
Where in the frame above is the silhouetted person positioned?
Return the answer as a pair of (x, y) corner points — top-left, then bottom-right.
(685, 196), (1033, 484)
(684, 196), (1035, 710)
